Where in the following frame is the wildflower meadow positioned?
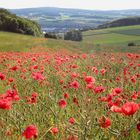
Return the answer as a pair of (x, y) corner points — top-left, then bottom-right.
(0, 49), (140, 140)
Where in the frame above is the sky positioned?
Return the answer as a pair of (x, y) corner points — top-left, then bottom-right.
(0, 0), (140, 10)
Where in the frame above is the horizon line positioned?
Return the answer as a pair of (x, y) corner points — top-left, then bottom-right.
(1, 6), (140, 11)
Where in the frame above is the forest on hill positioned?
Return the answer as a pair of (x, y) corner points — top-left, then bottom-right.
(0, 9), (42, 36)
(98, 17), (140, 29)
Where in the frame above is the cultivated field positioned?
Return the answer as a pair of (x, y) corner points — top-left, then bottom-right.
(83, 25), (140, 47)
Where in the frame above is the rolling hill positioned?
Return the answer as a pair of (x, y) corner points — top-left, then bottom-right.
(98, 17), (140, 29)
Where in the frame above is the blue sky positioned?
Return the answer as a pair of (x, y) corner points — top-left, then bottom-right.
(0, 0), (140, 10)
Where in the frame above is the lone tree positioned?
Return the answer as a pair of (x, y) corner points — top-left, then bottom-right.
(64, 30), (82, 41)
(44, 32), (57, 39)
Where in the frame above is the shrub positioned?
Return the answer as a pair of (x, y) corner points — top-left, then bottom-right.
(128, 42), (136, 46)
(44, 33), (57, 39)
(64, 30), (82, 41)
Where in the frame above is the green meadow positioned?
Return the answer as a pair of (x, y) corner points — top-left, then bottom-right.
(0, 25), (140, 53)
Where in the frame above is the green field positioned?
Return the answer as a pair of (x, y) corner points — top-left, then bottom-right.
(0, 25), (140, 53)
(112, 29), (140, 36)
(83, 25), (140, 46)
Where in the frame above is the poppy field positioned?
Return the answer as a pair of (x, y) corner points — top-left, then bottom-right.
(0, 47), (140, 140)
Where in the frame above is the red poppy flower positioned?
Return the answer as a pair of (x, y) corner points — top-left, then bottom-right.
(10, 65), (19, 71)
(58, 99), (67, 108)
(60, 79), (64, 84)
(99, 116), (112, 128)
(28, 92), (38, 104)
(71, 72), (79, 78)
(73, 97), (79, 105)
(100, 69), (106, 75)
(51, 127), (59, 135)
(86, 83), (94, 89)
(70, 81), (80, 89)
(98, 97), (108, 102)
(71, 65), (78, 69)
(8, 78), (15, 83)
(131, 76), (136, 84)
(33, 72), (45, 81)
(113, 87), (123, 94)
(0, 72), (6, 80)
(0, 98), (12, 110)
(22, 125), (38, 139)
(5, 90), (20, 101)
(121, 102), (139, 116)
(32, 92), (38, 98)
(85, 76), (95, 84)
(69, 117), (76, 124)
(94, 86), (106, 94)
(110, 105), (122, 113)
(131, 92), (138, 100)
(33, 65), (38, 69)
(92, 67), (98, 74)
(64, 93), (70, 99)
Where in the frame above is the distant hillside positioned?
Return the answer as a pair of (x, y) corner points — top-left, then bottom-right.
(0, 9), (42, 36)
(97, 17), (140, 29)
(10, 7), (140, 32)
